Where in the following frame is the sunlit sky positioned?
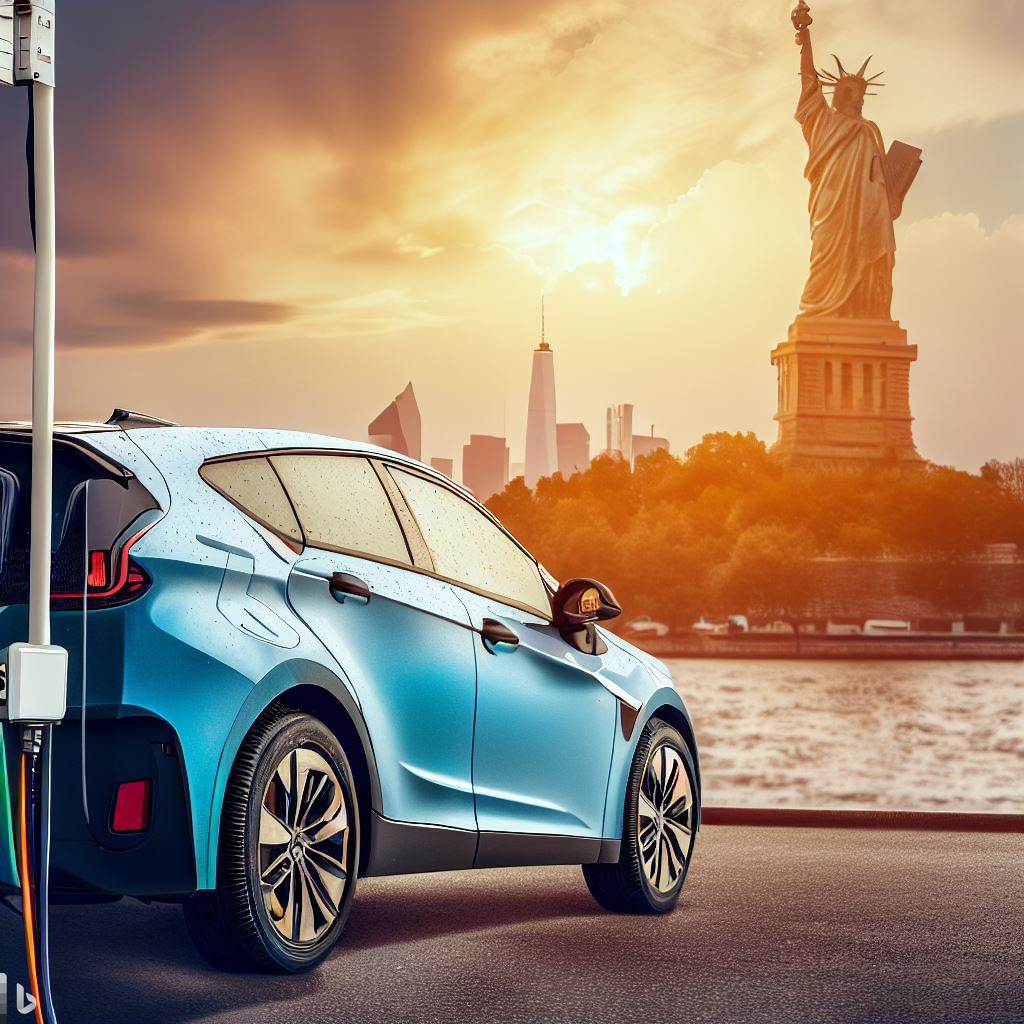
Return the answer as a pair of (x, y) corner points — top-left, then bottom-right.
(0, 0), (1020, 471)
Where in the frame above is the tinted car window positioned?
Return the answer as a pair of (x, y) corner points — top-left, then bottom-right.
(390, 467), (549, 614)
(200, 457), (303, 547)
(272, 454), (410, 563)
(2, 439), (161, 605)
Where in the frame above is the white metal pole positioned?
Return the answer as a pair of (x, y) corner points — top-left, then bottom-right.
(27, 80), (56, 649)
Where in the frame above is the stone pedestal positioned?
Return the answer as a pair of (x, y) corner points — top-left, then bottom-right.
(770, 318), (923, 469)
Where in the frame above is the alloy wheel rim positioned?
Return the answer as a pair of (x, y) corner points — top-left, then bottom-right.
(637, 742), (693, 893)
(258, 746), (351, 944)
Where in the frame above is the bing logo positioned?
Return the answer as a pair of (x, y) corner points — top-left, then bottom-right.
(0, 973), (37, 1017)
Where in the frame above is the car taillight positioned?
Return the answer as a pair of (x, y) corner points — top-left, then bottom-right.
(51, 523), (153, 610)
(87, 550), (106, 588)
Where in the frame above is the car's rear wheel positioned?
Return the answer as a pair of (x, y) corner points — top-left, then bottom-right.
(184, 707), (359, 972)
(583, 718), (698, 914)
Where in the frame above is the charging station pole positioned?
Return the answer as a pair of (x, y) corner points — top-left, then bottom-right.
(1, 3), (66, 720)
(28, 76), (55, 650)
(1, 7), (61, 1022)
(1, 5), (58, 647)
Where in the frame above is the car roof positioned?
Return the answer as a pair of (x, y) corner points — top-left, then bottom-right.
(0, 420), (121, 434)
(23, 422), (472, 499)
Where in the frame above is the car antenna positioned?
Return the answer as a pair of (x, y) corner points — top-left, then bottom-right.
(105, 409), (179, 428)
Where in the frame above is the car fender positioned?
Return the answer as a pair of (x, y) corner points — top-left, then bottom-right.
(202, 659), (382, 891)
(601, 682), (701, 840)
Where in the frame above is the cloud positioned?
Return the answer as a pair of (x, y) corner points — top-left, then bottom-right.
(115, 293), (299, 330)
(4, 0), (1018, 331)
(896, 212), (1024, 467)
(0, 0), (1017, 470)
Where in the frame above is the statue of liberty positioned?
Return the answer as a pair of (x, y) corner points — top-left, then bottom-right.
(790, 2), (921, 320)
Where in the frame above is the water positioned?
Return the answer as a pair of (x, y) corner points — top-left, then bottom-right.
(667, 659), (1024, 812)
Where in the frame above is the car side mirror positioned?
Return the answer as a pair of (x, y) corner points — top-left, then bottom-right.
(551, 578), (622, 628)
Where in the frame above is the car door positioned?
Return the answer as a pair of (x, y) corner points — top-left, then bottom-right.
(386, 465), (619, 855)
(272, 453), (479, 837)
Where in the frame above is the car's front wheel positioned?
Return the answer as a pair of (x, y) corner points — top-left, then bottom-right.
(184, 707), (359, 972)
(583, 717), (698, 914)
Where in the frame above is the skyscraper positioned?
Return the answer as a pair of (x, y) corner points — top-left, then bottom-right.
(557, 423), (590, 477)
(525, 299), (557, 488)
(430, 457), (454, 480)
(632, 429), (670, 463)
(462, 434), (509, 502)
(606, 403), (634, 463)
(368, 382), (422, 461)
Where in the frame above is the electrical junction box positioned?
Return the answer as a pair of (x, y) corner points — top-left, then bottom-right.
(0, 1), (55, 87)
(1, 642), (67, 723)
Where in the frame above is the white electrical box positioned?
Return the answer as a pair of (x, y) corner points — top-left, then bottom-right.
(0, 1), (55, 88)
(3, 642), (67, 722)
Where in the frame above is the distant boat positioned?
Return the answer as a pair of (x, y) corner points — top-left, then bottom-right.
(827, 622), (862, 635)
(692, 615), (748, 635)
(863, 619), (913, 635)
(622, 615), (670, 639)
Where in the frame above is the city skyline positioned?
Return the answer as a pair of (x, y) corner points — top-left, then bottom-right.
(362, 296), (675, 490)
(0, 1), (1019, 471)
(366, 327), (665, 496)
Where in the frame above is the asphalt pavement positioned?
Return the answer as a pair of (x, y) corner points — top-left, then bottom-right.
(2, 825), (1021, 1024)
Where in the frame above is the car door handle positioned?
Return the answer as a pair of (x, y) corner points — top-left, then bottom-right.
(329, 571), (372, 605)
(481, 618), (519, 653)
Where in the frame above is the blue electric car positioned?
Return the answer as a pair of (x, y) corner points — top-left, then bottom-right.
(0, 412), (700, 972)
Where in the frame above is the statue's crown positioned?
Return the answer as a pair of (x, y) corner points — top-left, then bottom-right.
(817, 55), (885, 96)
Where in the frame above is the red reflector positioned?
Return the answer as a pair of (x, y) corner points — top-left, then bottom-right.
(87, 550), (107, 589)
(112, 779), (152, 833)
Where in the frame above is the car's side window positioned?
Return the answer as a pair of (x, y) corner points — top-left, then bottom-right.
(271, 454), (411, 564)
(199, 456), (303, 548)
(389, 467), (550, 615)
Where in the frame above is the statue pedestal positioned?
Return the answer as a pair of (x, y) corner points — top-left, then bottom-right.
(770, 317), (923, 469)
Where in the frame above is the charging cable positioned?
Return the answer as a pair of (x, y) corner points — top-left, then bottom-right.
(17, 729), (45, 1024)
(80, 480), (90, 828)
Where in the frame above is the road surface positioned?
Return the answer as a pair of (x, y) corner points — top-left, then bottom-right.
(2, 826), (1021, 1024)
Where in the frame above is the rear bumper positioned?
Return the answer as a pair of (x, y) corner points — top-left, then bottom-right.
(2, 712), (197, 898)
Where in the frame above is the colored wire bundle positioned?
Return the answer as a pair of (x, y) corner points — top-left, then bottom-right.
(17, 750), (45, 1024)
(16, 729), (58, 1024)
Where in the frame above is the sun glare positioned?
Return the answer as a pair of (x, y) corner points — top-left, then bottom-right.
(492, 198), (665, 295)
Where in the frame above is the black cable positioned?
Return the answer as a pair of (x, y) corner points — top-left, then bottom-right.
(80, 481), (90, 826)
(26, 87), (36, 250)
(26, 750), (38, 887)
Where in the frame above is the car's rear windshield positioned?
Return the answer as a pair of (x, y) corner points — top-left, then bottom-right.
(0, 437), (158, 607)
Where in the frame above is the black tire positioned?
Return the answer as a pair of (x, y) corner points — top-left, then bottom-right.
(183, 706), (359, 972)
(583, 718), (698, 914)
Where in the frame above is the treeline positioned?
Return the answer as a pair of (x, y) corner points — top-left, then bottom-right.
(487, 433), (1024, 629)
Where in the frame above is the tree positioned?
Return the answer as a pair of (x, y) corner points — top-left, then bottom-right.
(487, 432), (1024, 630)
(680, 432), (778, 495)
(713, 524), (818, 628)
(616, 513), (713, 630)
(982, 458), (1024, 504)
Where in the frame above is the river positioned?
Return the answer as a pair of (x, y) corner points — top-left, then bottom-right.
(667, 659), (1024, 812)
